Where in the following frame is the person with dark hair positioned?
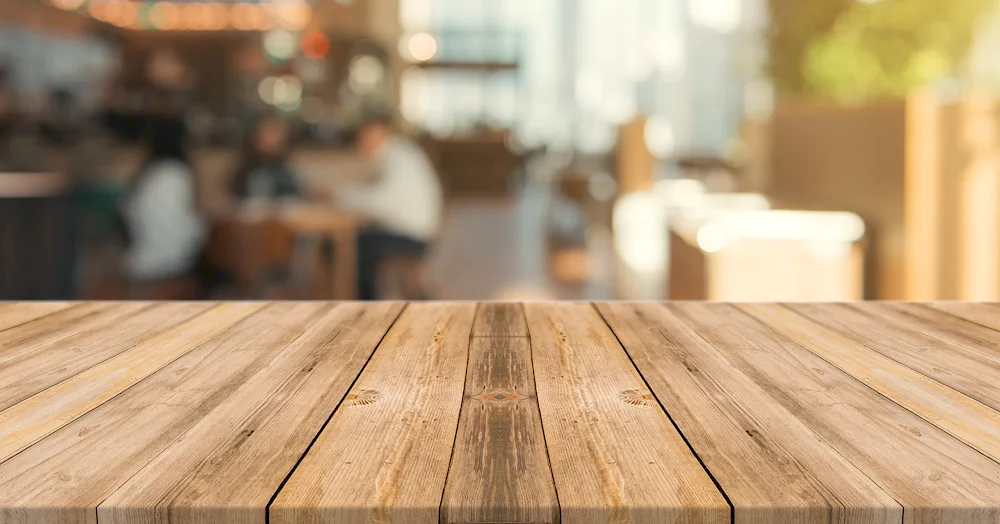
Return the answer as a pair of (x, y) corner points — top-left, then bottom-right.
(336, 112), (443, 300)
(230, 116), (302, 204)
(40, 88), (82, 145)
(120, 115), (205, 283)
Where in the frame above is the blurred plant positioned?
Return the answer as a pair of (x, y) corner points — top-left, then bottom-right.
(769, 0), (995, 102)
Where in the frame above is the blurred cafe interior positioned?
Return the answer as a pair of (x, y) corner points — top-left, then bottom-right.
(3, 0), (1000, 301)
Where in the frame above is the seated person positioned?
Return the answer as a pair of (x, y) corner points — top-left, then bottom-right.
(337, 112), (443, 300)
(120, 115), (206, 288)
(231, 116), (302, 204)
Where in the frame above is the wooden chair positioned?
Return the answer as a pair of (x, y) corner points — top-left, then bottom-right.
(378, 253), (432, 300)
(204, 217), (303, 298)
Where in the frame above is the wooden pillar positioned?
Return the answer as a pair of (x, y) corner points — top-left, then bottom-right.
(903, 91), (944, 300)
(617, 116), (654, 194)
(957, 92), (1000, 300)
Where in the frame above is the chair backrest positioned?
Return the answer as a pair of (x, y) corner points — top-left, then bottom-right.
(204, 216), (296, 287)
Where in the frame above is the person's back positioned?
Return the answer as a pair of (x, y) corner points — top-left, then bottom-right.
(338, 114), (443, 299)
(341, 135), (442, 240)
(122, 118), (205, 282)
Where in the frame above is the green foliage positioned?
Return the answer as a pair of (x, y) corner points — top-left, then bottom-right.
(769, 0), (994, 102)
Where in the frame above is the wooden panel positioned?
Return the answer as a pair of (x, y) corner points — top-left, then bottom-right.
(99, 302), (403, 524)
(617, 116), (654, 194)
(793, 303), (1000, 413)
(742, 303), (1000, 465)
(0, 302), (126, 362)
(929, 301), (1000, 331)
(767, 100), (907, 299)
(0, 303), (139, 403)
(0, 303), (329, 524)
(904, 91), (944, 300)
(270, 303), (476, 524)
(598, 302), (900, 524)
(0, 302), (212, 410)
(671, 303), (1000, 524)
(472, 302), (528, 337)
(523, 303), (729, 524)
(0, 303), (264, 462)
(0, 302), (73, 331)
(668, 231), (707, 300)
(441, 336), (558, 524)
(956, 94), (1000, 300)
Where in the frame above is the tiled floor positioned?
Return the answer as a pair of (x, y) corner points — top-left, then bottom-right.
(426, 175), (654, 301)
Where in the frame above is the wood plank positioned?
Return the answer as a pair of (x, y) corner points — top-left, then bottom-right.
(270, 303), (476, 524)
(597, 302), (900, 524)
(671, 302), (1000, 524)
(0, 302), (74, 331)
(441, 336), (559, 524)
(98, 302), (403, 524)
(793, 303), (1000, 414)
(0, 303), (330, 524)
(472, 302), (528, 337)
(0, 302), (213, 410)
(928, 302), (1000, 331)
(0, 302), (265, 463)
(742, 303), (1000, 466)
(0, 302), (135, 362)
(523, 303), (729, 524)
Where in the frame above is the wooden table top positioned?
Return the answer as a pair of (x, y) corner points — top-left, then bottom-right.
(3, 301), (1000, 524)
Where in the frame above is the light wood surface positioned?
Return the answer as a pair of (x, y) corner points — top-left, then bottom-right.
(742, 303), (1000, 465)
(929, 301), (1000, 330)
(0, 301), (73, 331)
(471, 302), (529, 337)
(793, 302), (1000, 413)
(270, 303), (476, 524)
(598, 302), (900, 523)
(0, 302), (263, 463)
(672, 302), (1000, 524)
(0, 303), (211, 410)
(99, 302), (403, 524)
(5, 302), (1000, 523)
(441, 304), (557, 524)
(0, 303), (315, 524)
(524, 302), (729, 524)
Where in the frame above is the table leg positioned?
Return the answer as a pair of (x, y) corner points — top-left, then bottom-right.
(332, 228), (358, 300)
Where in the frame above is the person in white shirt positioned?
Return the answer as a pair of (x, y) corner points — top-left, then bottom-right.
(338, 113), (443, 299)
(121, 116), (206, 285)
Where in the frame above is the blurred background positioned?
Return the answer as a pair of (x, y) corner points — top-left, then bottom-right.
(1, 0), (999, 301)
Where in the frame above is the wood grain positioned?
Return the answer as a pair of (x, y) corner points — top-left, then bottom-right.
(0, 302), (264, 463)
(6, 301), (1000, 523)
(98, 302), (403, 524)
(472, 302), (529, 337)
(598, 302), (900, 524)
(0, 302), (129, 364)
(928, 301), (1000, 330)
(270, 303), (476, 524)
(0, 303), (328, 524)
(671, 302), (1000, 524)
(0, 301), (73, 331)
(743, 303), (1000, 466)
(793, 303), (1000, 414)
(524, 302), (729, 524)
(441, 334), (558, 523)
(0, 302), (212, 410)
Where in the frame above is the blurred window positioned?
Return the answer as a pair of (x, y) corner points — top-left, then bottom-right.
(399, 0), (768, 156)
